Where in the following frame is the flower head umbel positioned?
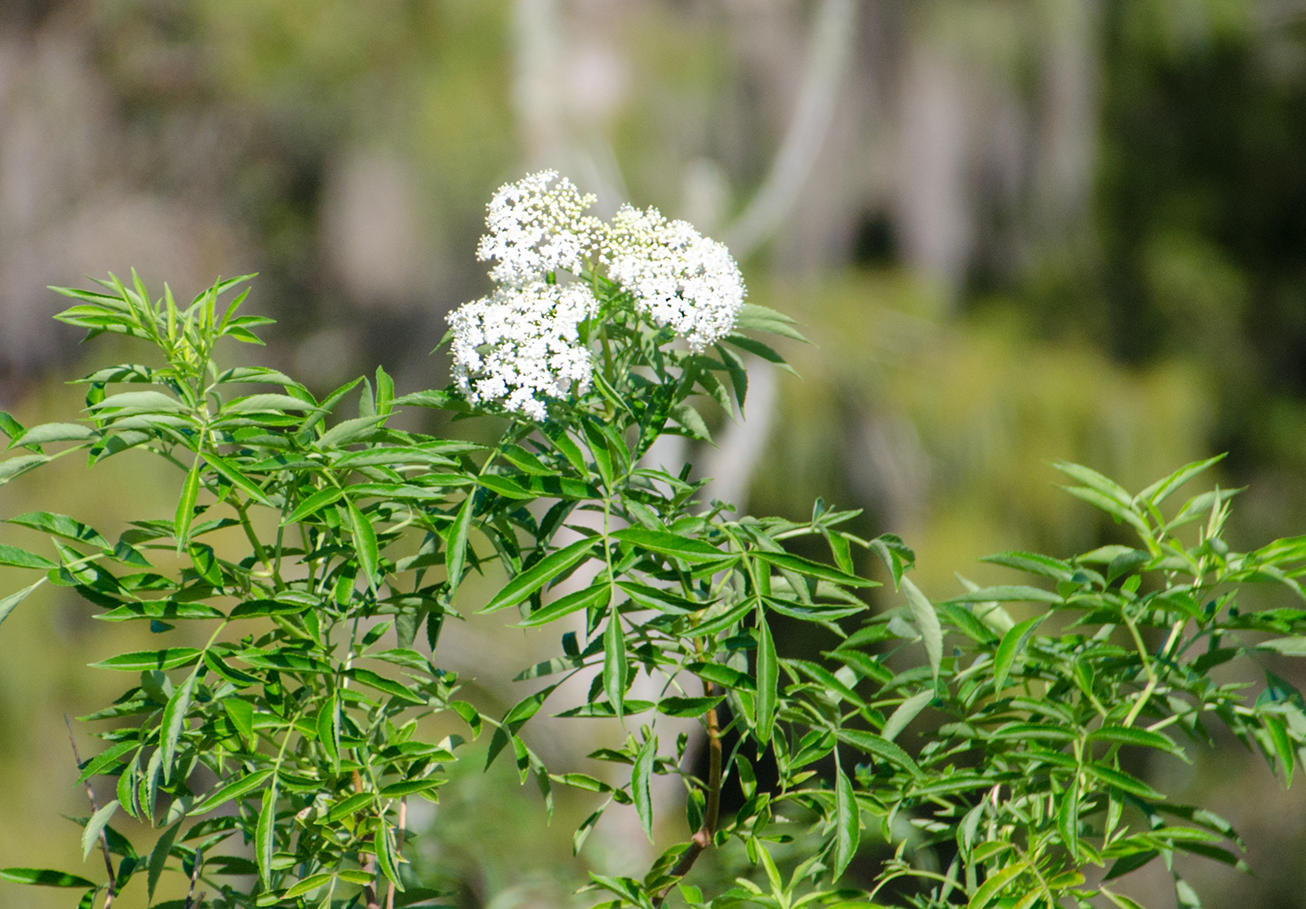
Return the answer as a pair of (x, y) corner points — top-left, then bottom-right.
(605, 204), (746, 352)
(450, 173), (747, 419)
(448, 281), (597, 421)
(476, 170), (602, 287)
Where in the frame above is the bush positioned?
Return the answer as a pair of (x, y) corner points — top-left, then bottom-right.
(2, 174), (1305, 909)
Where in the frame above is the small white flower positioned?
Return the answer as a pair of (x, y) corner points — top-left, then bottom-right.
(605, 204), (745, 352)
(448, 280), (598, 421)
(476, 170), (602, 287)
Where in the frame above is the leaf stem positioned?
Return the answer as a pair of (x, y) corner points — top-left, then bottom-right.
(65, 716), (116, 909)
(655, 681), (722, 906)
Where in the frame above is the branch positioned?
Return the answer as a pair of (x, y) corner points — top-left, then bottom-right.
(65, 716), (116, 909)
(385, 798), (407, 909)
(654, 683), (723, 906)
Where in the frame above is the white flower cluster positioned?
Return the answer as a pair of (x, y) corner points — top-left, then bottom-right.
(448, 281), (596, 421)
(605, 205), (745, 353)
(449, 171), (746, 419)
(475, 170), (602, 287)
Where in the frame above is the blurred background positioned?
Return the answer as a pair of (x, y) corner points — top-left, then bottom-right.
(4, 0), (1306, 906)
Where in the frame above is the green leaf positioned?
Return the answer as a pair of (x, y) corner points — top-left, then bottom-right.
(517, 583), (609, 627)
(191, 768), (276, 814)
(174, 460), (202, 552)
(901, 577), (942, 683)
(90, 648), (200, 671)
(833, 729), (919, 776)
(380, 779), (442, 798)
(160, 672), (195, 783)
(993, 615), (1046, 693)
(15, 422), (99, 445)
(282, 873), (335, 899)
(0, 454), (50, 484)
(1088, 725), (1183, 756)
(80, 800), (118, 861)
(1062, 485), (1153, 541)
(752, 550), (876, 587)
(77, 740), (136, 783)
(316, 415), (386, 448)
(831, 765), (860, 881)
(1256, 637), (1306, 656)
(1138, 455), (1225, 508)
(943, 586), (1061, 605)
(969, 863), (1024, 909)
(347, 500), (380, 590)
(347, 668), (424, 704)
(479, 474), (537, 499)
(611, 527), (727, 564)
(256, 779), (278, 888)
(147, 820), (181, 901)
(657, 696), (725, 718)
(734, 303), (807, 342)
(202, 452), (274, 507)
(225, 393), (319, 413)
(0, 544), (56, 570)
(632, 737), (655, 841)
(8, 512), (109, 548)
(374, 817), (404, 890)
(0, 868), (95, 888)
(316, 696), (340, 772)
(445, 494), (473, 599)
(478, 536), (598, 614)
(0, 580), (43, 628)
(224, 698), (254, 746)
(604, 608), (628, 721)
(1087, 763), (1165, 800)
(881, 690), (934, 743)
(755, 614), (778, 745)
(669, 402), (711, 440)
(1058, 779), (1080, 862)
(1100, 886), (1149, 909)
(281, 486), (345, 525)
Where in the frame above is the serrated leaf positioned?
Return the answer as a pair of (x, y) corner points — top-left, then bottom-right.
(632, 737), (654, 841)
(882, 689), (933, 743)
(15, 422), (99, 445)
(256, 780), (277, 888)
(517, 582), (609, 628)
(479, 537), (598, 614)
(752, 550), (877, 587)
(445, 494), (473, 600)
(80, 800), (118, 861)
(831, 764), (860, 881)
(901, 577), (942, 682)
(173, 460), (201, 551)
(191, 768), (275, 814)
(347, 500), (380, 590)
(0, 544), (57, 570)
(993, 615), (1046, 693)
(0, 868), (96, 888)
(8, 512), (109, 548)
(0, 580), (42, 629)
(160, 672), (195, 783)
(90, 648), (201, 671)
(0, 454), (50, 484)
(147, 820), (181, 901)
(282, 872), (335, 899)
(969, 863), (1024, 909)
(755, 614), (778, 744)
(833, 728), (919, 776)
(611, 527), (726, 564)
(604, 608), (628, 721)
